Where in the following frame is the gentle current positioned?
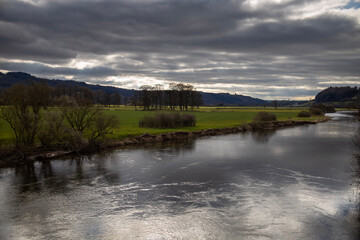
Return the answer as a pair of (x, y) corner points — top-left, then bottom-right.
(0, 112), (359, 239)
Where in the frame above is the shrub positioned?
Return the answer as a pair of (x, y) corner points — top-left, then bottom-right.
(324, 105), (336, 113)
(37, 111), (65, 148)
(310, 103), (335, 113)
(88, 113), (120, 142)
(1, 106), (39, 146)
(310, 108), (324, 116)
(60, 97), (101, 134)
(252, 112), (277, 122)
(62, 128), (86, 151)
(139, 112), (196, 128)
(181, 114), (196, 127)
(297, 111), (311, 118)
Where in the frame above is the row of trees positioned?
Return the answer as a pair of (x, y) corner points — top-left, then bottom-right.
(0, 82), (119, 148)
(48, 83), (122, 107)
(0, 82), (203, 110)
(137, 83), (203, 111)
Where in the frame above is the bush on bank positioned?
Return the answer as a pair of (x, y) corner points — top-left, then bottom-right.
(139, 112), (196, 128)
(310, 103), (335, 114)
(297, 111), (312, 118)
(252, 112), (277, 122)
(310, 108), (324, 116)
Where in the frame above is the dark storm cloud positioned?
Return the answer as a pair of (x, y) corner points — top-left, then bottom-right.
(0, 0), (359, 99)
(2, 0), (357, 57)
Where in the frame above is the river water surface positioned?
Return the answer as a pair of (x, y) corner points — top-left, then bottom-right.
(0, 112), (359, 239)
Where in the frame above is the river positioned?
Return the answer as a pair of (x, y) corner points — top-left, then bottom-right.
(0, 112), (359, 239)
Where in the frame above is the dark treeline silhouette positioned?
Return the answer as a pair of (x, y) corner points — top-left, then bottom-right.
(0, 72), (268, 106)
(51, 83), (122, 107)
(0, 80), (123, 107)
(137, 83), (203, 111)
(0, 80), (203, 110)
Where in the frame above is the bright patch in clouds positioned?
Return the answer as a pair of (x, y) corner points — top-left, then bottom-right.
(105, 76), (169, 90)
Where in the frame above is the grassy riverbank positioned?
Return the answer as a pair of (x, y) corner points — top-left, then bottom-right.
(0, 106), (324, 144)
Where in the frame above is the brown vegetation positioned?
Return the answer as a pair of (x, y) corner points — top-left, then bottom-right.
(1, 82), (50, 146)
(0, 82), (119, 153)
(310, 103), (335, 114)
(252, 112), (277, 122)
(297, 111), (312, 117)
(310, 108), (324, 116)
(139, 112), (196, 128)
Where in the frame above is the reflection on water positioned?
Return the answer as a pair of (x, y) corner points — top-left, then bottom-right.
(351, 126), (360, 237)
(251, 129), (276, 144)
(0, 112), (359, 239)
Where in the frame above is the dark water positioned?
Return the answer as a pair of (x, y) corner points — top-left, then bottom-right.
(0, 112), (359, 239)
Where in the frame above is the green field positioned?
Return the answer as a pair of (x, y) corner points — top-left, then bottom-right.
(0, 106), (323, 144)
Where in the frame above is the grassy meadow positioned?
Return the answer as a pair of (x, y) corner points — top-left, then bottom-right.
(0, 106), (323, 144)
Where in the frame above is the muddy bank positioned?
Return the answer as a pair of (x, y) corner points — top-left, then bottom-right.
(0, 119), (327, 168)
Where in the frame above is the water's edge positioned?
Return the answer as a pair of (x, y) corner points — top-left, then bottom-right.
(0, 119), (328, 168)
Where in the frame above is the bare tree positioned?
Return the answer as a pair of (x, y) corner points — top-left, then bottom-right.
(88, 113), (119, 142)
(272, 100), (278, 110)
(111, 92), (122, 106)
(170, 83), (194, 111)
(1, 82), (51, 146)
(153, 84), (164, 110)
(129, 92), (139, 108)
(61, 97), (101, 134)
(37, 110), (65, 148)
(140, 85), (152, 110)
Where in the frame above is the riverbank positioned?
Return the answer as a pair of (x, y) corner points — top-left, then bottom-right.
(0, 118), (328, 168)
(0, 107), (322, 144)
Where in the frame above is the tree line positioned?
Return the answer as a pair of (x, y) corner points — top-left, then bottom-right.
(135, 83), (203, 111)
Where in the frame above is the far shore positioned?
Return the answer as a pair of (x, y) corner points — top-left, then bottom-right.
(0, 118), (329, 168)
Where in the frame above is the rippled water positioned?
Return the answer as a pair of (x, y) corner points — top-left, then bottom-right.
(0, 112), (359, 239)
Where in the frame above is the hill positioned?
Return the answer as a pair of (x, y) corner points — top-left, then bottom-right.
(201, 92), (266, 106)
(315, 86), (360, 103)
(0, 72), (136, 98)
(0, 72), (266, 106)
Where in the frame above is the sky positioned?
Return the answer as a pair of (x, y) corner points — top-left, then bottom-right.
(0, 0), (359, 100)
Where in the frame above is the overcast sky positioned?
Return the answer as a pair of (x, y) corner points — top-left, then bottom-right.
(0, 0), (359, 100)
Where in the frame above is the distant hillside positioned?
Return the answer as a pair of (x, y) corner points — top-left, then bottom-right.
(0, 72), (266, 106)
(0, 72), (136, 98)
(201, 92), (266, 106)
(315, 86), (360, 103)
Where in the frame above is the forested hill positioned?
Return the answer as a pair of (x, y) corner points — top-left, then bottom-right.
(0, 72), (266, 106)
(201, 92), (266, 106)
(0, 72), (136, 98)
(315, 86), (360, 103)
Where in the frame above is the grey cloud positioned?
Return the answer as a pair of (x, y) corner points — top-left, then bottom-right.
(0, 61), (116, 77)
(3, 0), (357, 58)
(0, 0), (359, 99)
